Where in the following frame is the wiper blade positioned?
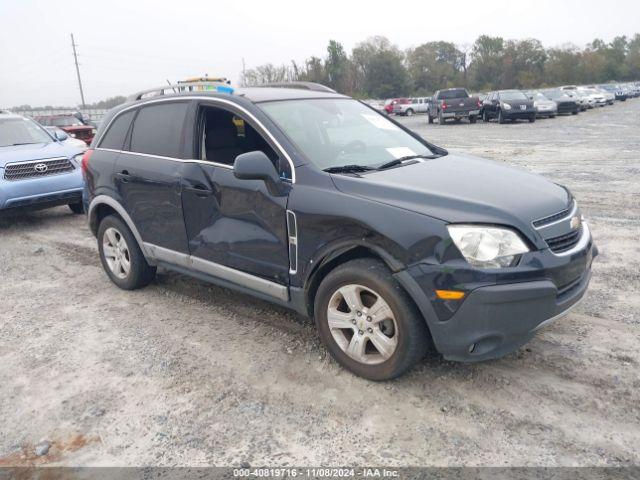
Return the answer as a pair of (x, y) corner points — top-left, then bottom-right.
(6, 142), (39, 146)
(323, 164), (375, 174)
(377, 154), (439, 170)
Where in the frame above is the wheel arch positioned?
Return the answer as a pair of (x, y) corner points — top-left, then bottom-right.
(88, 195), (146, 256)
(303, 243), (404, 319)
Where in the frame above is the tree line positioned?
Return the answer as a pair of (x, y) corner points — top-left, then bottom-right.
(240, 34), (640, 98)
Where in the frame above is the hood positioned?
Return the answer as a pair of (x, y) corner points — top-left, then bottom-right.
(0, 142), (83, 168)
(501, 99), (534, 108)
(331, 153), (570, 243)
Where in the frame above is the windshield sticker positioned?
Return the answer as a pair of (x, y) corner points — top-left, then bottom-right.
(361, 114), (400, 131)
(386, 147), (416, 159)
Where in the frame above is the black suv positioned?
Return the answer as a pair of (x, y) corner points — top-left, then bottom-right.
(84, 83), (596, 380)
(482, 90), (537, 123)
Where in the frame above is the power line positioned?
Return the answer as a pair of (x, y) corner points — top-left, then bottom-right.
(71, 33), (86, 108)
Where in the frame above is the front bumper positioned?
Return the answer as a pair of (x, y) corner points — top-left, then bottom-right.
(442, 110), (480, 118)
(0, 167), (84, 212)
(395, 224), (597, 362)
(503, 109), (536, 119)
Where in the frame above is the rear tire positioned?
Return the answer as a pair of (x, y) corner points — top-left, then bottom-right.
(68, 201), (84, 214)
(529, 115), (536, 123)
(97, 215), (156, 290)
(314, 258), (430, 381)
(482, 110), (490, 122)
(427, 112), (433, 124)
(469, 115), (477, 124)
(438, 111), (445, 125)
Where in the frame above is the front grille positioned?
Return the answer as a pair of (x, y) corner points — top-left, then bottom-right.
(533, 201), (575, 228)
(546, 226), (582, 253)
(4, 157), (74, 181)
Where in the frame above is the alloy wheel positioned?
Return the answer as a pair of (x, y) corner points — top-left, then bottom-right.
(326, 284), (398, 365)
(102, 227), (131, 279)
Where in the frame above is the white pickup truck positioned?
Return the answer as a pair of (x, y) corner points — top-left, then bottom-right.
(392, 97), (431, 116)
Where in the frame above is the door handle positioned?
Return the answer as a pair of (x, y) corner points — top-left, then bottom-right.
(115, 170), (131, 183)
(185, 184), (214, 197)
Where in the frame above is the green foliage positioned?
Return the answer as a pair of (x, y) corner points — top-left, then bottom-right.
(241, 34), (639, 98)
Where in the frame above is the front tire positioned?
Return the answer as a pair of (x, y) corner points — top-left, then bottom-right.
(314, 259), (430, 381)
(427, 112), (433, 124)
(529, 115), (536, 123)
(482, 110), (490, 122)
(469, 115), (477, 124)
(498, 109), (506, 124)
(97, 215), (156, 290)
(405, 109), (414, 117)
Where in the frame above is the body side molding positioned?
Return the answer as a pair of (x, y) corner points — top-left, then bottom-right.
(144, 242), (289, 302)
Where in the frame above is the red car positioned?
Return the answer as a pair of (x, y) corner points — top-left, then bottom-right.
(383, 98), (410, 114)
(36, 114), (96, 146)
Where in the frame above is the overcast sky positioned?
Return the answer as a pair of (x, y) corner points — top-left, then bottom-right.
(1, 0), (638, 107)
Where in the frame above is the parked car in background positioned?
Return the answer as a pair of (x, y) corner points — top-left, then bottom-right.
(85, 83), (596, 380)
(35, 114), (97, 145)
(0, 111), (85, 214)
(482, 90), (536, 123)
(427, 88), (481, 124)
(562, 89), (590, 110)
(599, 84), (627, 101)
(383, 98), (410, 115)
(587, 86), (615, 105)
(393, 97), (431, 116)
(44, 126), (88, 150)
(542, 90), (580, 115)
(526, 91), (557, 118)
(578, 88), (607, 107)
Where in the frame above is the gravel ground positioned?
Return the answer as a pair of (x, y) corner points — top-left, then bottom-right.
(0, 99), (639, 468)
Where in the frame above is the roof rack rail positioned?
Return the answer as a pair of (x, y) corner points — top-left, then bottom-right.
(258, 82), (336, 93)
(127, 81), (233, 102)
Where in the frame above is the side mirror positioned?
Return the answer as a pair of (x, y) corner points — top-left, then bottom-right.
(54, 130), (69, 141)
(234, 150), (286, 195)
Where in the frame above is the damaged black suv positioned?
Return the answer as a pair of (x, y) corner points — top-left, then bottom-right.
(84, 82), (596, 380)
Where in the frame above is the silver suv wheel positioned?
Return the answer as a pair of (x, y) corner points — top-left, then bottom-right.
(102, 227), (131, 279)
(327, 284), (398, 365)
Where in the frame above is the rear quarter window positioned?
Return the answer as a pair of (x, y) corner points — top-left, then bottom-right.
(99, 110), (135, 150)
(129, 102), (189, 158)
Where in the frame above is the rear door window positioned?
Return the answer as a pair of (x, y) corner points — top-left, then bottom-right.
(129, 102), (189, 158)
(99, 110), (135, 150)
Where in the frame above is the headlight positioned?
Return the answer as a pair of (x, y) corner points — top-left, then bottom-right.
(447, 225), (529, 268)
(502, 103), (512, 110)
(91, 128), (97, 134)
(70, 133), (76, 138)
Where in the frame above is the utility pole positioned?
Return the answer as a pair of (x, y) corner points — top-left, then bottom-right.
(70, 33), (86, 108)
(242, 57), (246, 86)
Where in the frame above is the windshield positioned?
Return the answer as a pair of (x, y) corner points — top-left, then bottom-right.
(260, 99), (436, 170)
(438, 89), (469, 99)
(500, 91), (528, 101)
(0, 117), (52, 147)
(49, 116), (84, 127)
